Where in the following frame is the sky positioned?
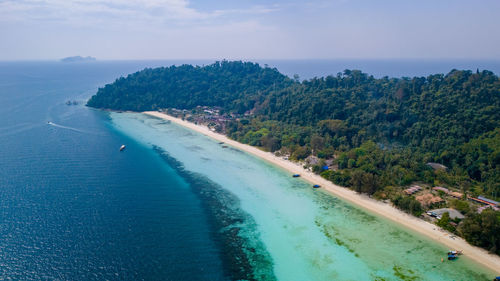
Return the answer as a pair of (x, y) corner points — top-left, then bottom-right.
(0, 0), (499, 60)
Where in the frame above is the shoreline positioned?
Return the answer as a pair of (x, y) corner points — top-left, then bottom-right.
(144, 110), (500, 275)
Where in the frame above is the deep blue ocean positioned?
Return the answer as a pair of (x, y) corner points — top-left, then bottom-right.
(0, 61), (230, 280)
(0, 60), (498, 280)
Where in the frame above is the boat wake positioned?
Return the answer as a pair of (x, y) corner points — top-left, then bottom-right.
(46, 121), (93, 134)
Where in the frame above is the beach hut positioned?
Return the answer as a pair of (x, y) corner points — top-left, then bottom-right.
(477, 205), (500, 213)
(404, 185), (422, 195)
(416, 194), (444, 208)
(426, 162), (448, 170)
(450, 191), (463, 199)
(432, 186), (450, 194)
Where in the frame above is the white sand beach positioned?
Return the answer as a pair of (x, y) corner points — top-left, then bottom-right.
(144, 111), (500, 275)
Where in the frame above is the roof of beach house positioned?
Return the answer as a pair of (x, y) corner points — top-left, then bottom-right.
(432, 186), (450, 194)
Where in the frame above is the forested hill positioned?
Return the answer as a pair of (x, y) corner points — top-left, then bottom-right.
(87, 62), (500, 198)
(87, 61), (292, 112)
(256, 69), (500, 155)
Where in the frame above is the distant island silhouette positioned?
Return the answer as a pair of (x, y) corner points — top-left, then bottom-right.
(60, 56), (96, 62)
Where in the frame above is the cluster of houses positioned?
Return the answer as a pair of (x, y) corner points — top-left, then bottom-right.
(416, 193), (444, 208)
(402, 184), (499, 213)
(165, 106), (242, 133)
(432, 186), (464, 199)
(473, 196), (500, 213)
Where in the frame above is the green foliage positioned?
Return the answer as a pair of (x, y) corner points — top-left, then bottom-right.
(87, 61), (292, 112)
(233, 69), (499, 200)
(321, 170), (351, 187)
(450, 199), (470, 214)
(436, 212), (455, 232)
(291, 146), (310, 160)
(453, 129), (500, 197)
(350, 169), (381, 195)
(458, 210), (500, 254)
(242, 128), (270, 146)
(392, 196), (423, 216)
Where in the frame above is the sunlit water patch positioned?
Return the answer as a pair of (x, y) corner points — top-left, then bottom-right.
(111, 112), (495, 281)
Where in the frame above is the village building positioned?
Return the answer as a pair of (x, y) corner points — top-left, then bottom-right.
(416, 193), (444, 208)
(449, 191), (463, 199)
(477, 205), (500, 213)
(404, 185), (422, 195)
(428, 208), (465, 220)
(426, 162), (448, 170)
(432, 186), (450, 194)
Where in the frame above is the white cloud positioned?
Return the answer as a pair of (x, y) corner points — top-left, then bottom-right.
(0, 0), (277, 26)
(1, 0), (498, 60)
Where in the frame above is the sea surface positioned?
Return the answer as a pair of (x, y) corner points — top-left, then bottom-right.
(261, 59), (500, 79)
(0, 60), (497, 280)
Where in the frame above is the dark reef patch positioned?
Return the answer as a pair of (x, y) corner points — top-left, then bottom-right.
(153, 146), (276, 281)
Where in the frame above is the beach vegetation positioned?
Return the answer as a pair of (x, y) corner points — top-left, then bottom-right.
(436, 212), (453, 231)
(450, 199), (471, 214)
(458, 209), (500, 254)
(392, 196), (423, 216)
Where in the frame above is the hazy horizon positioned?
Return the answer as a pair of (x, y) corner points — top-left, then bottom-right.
(3, 58), (500, 80)
(1, 0), (499, 61)
(2, 58), (500, 62)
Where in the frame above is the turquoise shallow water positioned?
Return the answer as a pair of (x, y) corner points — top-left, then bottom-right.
(111, 112), (496, 281)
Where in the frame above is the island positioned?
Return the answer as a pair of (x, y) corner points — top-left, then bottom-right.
(60, 56), (96, 63)
(87, 61), (500, 264)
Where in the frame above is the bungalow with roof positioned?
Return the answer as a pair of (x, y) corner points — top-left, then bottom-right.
(432, 186), (450, 194)
(449, 191), (463, 199)
(478, 196), (499, 206)
(305, 155), (319, 165)
(404, 185), (422, 195)
(416, 194), (445, 208)
(426, 162), (448, 170)
(428, 208), (465, 220)
(469, 196), (500, 207)
(477, 205), (500, 213)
